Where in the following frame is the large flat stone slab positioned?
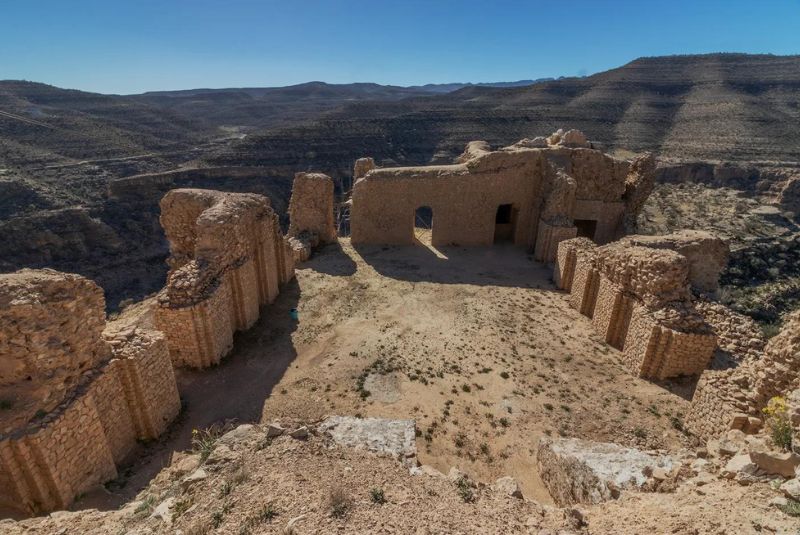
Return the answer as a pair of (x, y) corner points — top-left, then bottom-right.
(537, 437), (674, 506)
(318, 416), (416, 461)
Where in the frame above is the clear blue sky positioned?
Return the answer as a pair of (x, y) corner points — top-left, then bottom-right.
(2, 0), (798, 94)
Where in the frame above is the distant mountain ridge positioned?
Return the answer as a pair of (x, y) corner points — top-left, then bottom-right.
(208, 53), (800, 174)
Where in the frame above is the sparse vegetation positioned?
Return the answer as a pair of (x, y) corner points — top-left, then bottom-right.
(329, 486), (351, 518)
(455, 476), (475, 503)
(191, 427), (220, 462)
(763, 396), (793, 450)
(370, 488), (386, 504)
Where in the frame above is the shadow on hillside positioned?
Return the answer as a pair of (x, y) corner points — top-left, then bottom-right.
(352, 241), (557, 290)
(77, 279), (301, 512)
(301, 241), (357, 276)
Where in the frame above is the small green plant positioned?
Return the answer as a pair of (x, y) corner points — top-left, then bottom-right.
(329, 486), (351, 518)
(633, 427), (647, 439)
(778, 499), (800, 517)
(454, 432), (466, 448)
(172, 497), (193, 522)
(192, 427), (220, 462)
(370, 488), (386, 504)
(498, 417), (510, 427)
(763, 396), (793, 450)
(455, 476), (475, 503)
(219, 481), (233, 498)
(211, 510), (224, 529)
(134, 494), (156, 516)
(543, 403), (554, 411)
(479, 443), (490, 455)
(461, 383), (471, 393)
(258, 503), (277, 522)
(499, 371), (510, 379)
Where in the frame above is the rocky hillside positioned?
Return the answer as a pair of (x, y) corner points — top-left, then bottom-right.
(209, 53), (800, 175)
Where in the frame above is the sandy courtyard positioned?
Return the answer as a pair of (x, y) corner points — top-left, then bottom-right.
(257, 238), (690, 502)
(86, 237), (694, 510)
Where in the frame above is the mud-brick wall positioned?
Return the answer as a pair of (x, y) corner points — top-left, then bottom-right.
(534, 221), (577, 263)
(622, 306), (716, 379)
(156, 280), (234, 368)
(0, 394), (117, 514)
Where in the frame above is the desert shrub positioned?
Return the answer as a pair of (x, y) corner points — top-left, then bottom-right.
(191, 427), (220, 462)
(763, 396), (793, 450)
(455, 476), (475, 503)
(329, 486), (351, 518)
(778, 499), (800, 517)
(370, 488), (386, 504)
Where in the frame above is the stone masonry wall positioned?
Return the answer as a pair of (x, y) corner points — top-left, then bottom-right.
(351, 130), (654, 253)
(288, 172), (336, 244)
(155, 189), (292, 368)
(558, 233), (718, 381)
(0, 270), (180, 516)
(686, 310), (800, 440)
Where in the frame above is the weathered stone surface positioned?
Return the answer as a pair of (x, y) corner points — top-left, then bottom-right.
(749, 449), (800, 477)
(318, 416), (416, 460)
(781, 478), (800, 500)
(0, 269), (180, 516)
(288, 172), (336, 245)
(266, 423), (285, 438)
(492, 476), (523, 498)
(537, 438), (674, 506)
(351, 130), (648, 254)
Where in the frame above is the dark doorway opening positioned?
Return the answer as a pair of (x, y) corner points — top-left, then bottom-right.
(414, 206), (433, 243)
(575, 219), (598, 240)
(494, 204), (517, 243)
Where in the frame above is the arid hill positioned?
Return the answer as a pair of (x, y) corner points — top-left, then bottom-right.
(209, 53), (800, 175)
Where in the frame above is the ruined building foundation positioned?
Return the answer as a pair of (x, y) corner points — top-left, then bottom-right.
(155, 189), (295, 368)
(351, 130), (655, 258)
(286, 172), (337, 262)
(555, 230), (727, 380)
(0, 270), (180, 515)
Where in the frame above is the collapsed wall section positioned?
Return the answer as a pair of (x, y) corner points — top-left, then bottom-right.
(558, 233), (719, 380)
(685, 310), (800, 439)
(0, 270), (180, 516)
(155, 189), (293, 368)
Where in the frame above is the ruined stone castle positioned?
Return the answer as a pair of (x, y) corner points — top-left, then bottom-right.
(2, 129), (798, 519)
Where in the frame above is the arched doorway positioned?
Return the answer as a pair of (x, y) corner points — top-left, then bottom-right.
(414, 206), (433, 244)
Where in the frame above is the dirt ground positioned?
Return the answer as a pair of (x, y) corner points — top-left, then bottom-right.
(84, 237), (694, 511)
(258, 238), (692, 503)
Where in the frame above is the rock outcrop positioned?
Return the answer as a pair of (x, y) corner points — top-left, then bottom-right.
(537, 437), (674, 506)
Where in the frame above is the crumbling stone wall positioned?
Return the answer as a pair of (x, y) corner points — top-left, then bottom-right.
(0, 270), (180, 515)
(351, 130), (654, 258)
(557, 233), (720, 380)
(686, 310), (800, 440)
(155, 189), (293, 368)
(288, 172), (336, 244)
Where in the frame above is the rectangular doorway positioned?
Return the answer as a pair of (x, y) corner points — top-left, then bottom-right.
(574, 219), (597, 241)
(494, 204), (517, 243)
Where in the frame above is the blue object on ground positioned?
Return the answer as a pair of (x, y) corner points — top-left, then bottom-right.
(289, 308), (299, 321)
